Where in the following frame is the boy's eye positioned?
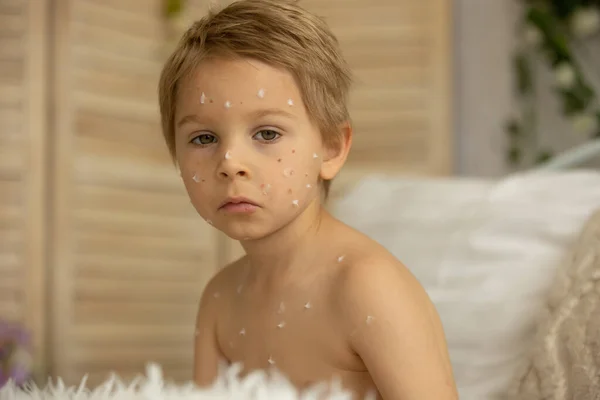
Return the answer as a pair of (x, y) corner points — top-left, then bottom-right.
(191, 134), (216, 145)
(254, 130), (280, 141)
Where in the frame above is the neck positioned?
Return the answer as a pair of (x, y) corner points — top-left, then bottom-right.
(240, 198), (331, 272)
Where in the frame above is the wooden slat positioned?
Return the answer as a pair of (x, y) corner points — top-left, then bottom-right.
(75, 255), (204, 282)
(75, 68), (160, 104)
(74, 0), (165, 40)
(0, 12), (25, 36)
(76, 185), (197, 219)
(0, 37), (25, 60)
(75, 232), (207, 262)
(74, 278), (203, 303)
(71, 22), (166, 61)
(74, 302), (197, 325)
(73, 153), (182, 192)
(73, 208), (205, 238)
(76, 0), (163, 19)
(0, 253), (20, 274)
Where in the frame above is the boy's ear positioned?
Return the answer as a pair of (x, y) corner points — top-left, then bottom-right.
(320, 122), (352, 181)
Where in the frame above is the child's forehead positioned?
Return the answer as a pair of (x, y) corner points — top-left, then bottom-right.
(182, 58), (301, 100)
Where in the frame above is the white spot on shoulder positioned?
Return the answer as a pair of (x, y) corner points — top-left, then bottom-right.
(337, 255), (345, 263)
(239, 328), (246, 336)
(257, 88), (266, 98)
(277, 321), (286, 329)
(287, 99), (294, 106)
(200, 92), (206, 104)
(292, 199), (299, 207)
(224, 101), (232, 109)
(304, 302), (311, 309)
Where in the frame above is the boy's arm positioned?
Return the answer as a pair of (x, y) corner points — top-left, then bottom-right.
(193, 278), (224, 387)
(339, 258), (458, 400)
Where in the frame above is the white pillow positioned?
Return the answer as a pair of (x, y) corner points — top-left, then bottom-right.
(331, 170), (600, 400)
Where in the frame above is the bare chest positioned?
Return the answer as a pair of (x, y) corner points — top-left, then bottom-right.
(215, 284), (371, 393)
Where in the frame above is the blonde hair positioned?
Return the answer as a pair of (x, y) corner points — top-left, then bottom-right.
(158, 0), (352, 196)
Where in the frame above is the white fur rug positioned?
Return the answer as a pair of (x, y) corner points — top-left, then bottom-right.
(0, 363), (356, 400)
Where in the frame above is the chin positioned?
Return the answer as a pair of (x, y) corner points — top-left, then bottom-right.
(218, 222), (270, 241)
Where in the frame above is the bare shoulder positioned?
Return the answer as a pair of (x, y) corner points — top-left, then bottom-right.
(328, 223), (458, 398)
(334, 240), (431, 328)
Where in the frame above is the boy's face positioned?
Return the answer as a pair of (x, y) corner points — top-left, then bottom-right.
(174, 57), (329, 240)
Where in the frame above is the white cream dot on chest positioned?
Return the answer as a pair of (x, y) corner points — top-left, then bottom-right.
(283, 167), (294, 177)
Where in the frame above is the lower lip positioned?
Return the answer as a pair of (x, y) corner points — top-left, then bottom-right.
(220, 202), (258, 213)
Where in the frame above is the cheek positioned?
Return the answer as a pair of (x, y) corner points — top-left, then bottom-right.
(267, 150), (321, 199)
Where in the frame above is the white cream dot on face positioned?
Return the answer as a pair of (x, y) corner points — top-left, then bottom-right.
(257, 88), (266, 98)
(278, 302), (285, 314)
(200, 92), (206, 104)
(313, 153), (319, 159)
(192, 173), (201, 183)
(304, 302), (311, 309)
(287, 98), (294, 106)
(239, 328), (246, 336)
(262, 183), (272, 195)
(292, 199), (299, 207)
(283, 167), (294, 177)
(277, 321), (286, 329)
(337, 255), (345, 263)
(366, 315), (374, 324)
(268, 356), (275, 365)
(224, 100), (232, 109)
(306, 184), (312, 188)
(225, 151), (232, 160)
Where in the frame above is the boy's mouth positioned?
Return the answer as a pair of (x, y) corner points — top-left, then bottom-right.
(219, 196), (260, 213)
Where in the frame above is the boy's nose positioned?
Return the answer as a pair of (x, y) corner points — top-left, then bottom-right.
(217, 154), (251, 180)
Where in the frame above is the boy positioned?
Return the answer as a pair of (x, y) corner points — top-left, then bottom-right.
(158, 1), (457, 398)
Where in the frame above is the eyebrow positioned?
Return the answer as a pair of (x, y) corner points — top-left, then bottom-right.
(176, 108), (296, 128)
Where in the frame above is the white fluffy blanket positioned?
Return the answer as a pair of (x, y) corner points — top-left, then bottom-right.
(0, 364), (355, 400)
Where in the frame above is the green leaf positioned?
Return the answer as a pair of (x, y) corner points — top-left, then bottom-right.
(527, 7), (572, 63)
(514, 53), (533, 95)
(508, 147), (523, 165)
(505, 118), (522, 138)
(165, 0), (183, 18)
(535, 150), (554, 164)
